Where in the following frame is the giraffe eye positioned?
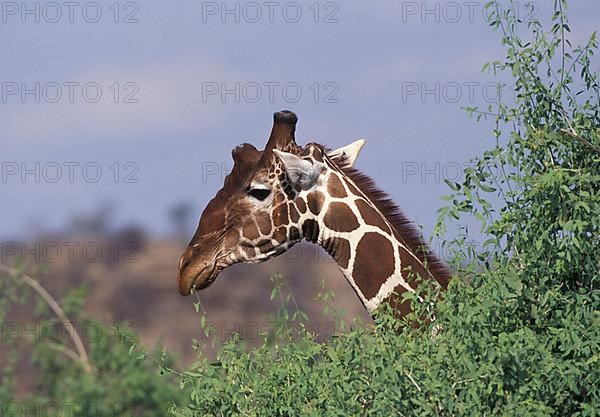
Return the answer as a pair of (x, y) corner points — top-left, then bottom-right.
(247, 187), (271, 201)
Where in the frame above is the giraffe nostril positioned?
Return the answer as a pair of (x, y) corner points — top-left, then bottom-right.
(178, 248), (194, 272)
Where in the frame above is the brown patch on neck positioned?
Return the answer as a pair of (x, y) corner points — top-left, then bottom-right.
(295, 197), (307, 214)
(329, 153), (451, 288)
(288, 202), (300, 223)
(307, 191), (325, 215)
(273, 227), (287, 243)
(289, 226), (301, 241)
(386, 290), (413, 319)
(302, 219), (320, 243)
(323, 202), (360, 232)
(353, 232), (395, 299)
(322, 237), (351, 269)
(327, 174), (347, 198)
(398, 245), (437, 288)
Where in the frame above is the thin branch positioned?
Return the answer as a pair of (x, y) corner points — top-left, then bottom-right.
(45, 341), (90, 368)
(112, 323), (185, 378)
(0, 265), (93, 374)
(404, 370), (422, 392)
(558, 0), (566, 86)
(452, 374), (490, 388)
(559, 128), (600, 154)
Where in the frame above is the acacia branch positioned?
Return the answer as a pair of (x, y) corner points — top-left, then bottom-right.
(0, 265), (93, 374)
(45, 341), (90, 368)
(559, 128), (600, 155)
(404, 370), (422, 392)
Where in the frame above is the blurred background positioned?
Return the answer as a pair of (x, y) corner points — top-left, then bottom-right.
(1, 0), (598, 396)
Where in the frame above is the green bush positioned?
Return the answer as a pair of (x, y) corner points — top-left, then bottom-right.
(0, 268), (187, 416)
(168, 1), (599, 415)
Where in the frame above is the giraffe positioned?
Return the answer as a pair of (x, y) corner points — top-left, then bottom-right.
(177, 110), (450, 316)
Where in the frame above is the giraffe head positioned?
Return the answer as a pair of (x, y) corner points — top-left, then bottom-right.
(177, 110), (365, 295)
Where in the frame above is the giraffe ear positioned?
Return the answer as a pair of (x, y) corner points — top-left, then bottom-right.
(327, 139), (366, 167)
(273, 149), (322, 191)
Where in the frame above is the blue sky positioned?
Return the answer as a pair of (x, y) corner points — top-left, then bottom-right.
(1, 0), (598, 241)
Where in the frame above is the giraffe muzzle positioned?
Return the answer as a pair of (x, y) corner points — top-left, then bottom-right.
(177, 248), (220, 296)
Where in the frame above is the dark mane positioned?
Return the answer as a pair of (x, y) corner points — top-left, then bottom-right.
(330, 153), (451, 288)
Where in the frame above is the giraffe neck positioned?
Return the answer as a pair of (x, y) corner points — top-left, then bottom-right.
(298, 169), (440, 314)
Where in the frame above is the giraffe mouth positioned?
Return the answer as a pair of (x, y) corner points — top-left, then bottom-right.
(179, 263), (221, 296)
